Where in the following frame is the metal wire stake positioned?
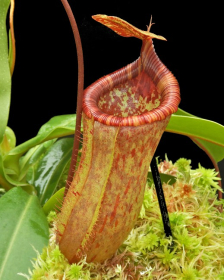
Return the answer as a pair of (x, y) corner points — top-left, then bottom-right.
(150, 156), (173, 238)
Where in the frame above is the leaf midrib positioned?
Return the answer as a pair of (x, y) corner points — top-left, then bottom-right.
(0, 194), (33, 278)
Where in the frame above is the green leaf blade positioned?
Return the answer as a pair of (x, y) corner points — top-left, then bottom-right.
(19, 139), (56, 182)
(0, 154), (13, 190)
(0, 187), (49, 279)
(37, 114), (77, 136)
(148, 171), (176, 185)
(167, 115), (224, 146)
(0, 0), (11, 144)
(33, 137), (73, 205)
(167, 108), (224, 162)
(3, 115), (76, 187)
(5, 114), (76, 161)
(43, 187), (65, 215)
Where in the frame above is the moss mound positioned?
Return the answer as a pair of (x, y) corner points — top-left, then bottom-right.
(23, 158), (224, 280)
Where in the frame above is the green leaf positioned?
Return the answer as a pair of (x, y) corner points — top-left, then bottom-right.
(0, 0), (11, 144)
(167, 108), (224, 162)
(1, 115), (76, 190)
(174, 109), (224, 162)
(0, 126), (16, 156)
(8, 28), (13, 73)
(43, 187), (65, 215)
(4, 114), (76, 174)
(37, 114), (77, 136)
(32, 137), (73, 205)
(169, 109), (224, 146)
(19, 139), (56, 182)
(0, 152), (33, 191)
(148, 171), (176, 185)
(0, 154), (13, 190)
(0, 115), (75, 191)
(0, 187), (49, 280)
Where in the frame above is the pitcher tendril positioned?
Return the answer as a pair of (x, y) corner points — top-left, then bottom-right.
(60, 0), (84, 197)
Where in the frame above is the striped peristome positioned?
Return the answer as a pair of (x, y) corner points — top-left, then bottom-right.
(83, 39), (180, 126)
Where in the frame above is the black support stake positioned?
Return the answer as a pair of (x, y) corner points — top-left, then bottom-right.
(150, 156), (172, 238)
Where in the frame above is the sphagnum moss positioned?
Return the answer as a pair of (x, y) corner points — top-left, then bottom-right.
(22, 158), (224, 280)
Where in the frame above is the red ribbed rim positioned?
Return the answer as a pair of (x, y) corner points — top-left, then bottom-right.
(83, 39), (180, 126)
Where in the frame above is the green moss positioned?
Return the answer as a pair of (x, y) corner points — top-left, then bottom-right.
(25, 158), (224, 280)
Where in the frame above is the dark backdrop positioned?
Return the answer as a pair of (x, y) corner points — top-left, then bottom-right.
(8, 1), (223, 169)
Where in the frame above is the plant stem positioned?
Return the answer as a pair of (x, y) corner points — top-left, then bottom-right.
(60, 0), (84, 197)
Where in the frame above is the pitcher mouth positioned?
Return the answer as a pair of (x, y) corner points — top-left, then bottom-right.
(83, 40), (180, 126)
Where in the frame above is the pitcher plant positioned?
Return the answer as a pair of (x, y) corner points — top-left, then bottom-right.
(1, 0), (224, 278)
(56, 12), (180, 263)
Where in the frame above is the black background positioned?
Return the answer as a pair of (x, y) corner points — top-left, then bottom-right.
(8, 1), (223, 169)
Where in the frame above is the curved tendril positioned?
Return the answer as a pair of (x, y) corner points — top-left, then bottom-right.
(9, 0), (16, 75)
(60, 0), (84, 197)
